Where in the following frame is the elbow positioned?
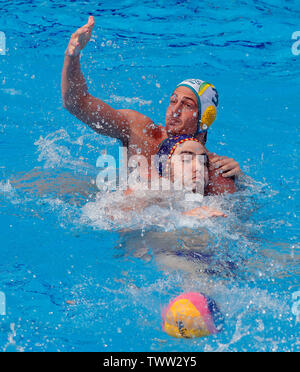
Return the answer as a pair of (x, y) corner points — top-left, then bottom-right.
(62, 94), (81, 115)
(62, 98), (68, 110)
(62, 98), (73, 113)
(62, 90), (71, 110)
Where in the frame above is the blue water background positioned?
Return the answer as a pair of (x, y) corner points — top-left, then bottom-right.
(0, 0), (299, 351)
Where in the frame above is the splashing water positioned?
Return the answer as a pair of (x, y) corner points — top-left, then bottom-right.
(0, 0), (299, 352)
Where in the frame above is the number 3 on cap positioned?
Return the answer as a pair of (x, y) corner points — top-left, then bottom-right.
(211, 87), (219, 107)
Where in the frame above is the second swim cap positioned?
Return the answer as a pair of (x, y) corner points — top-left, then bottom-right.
(177, 79), (219, 134)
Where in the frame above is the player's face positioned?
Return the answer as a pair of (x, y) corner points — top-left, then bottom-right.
(170, 140), (209, 193)
(165, 86), (198, 136)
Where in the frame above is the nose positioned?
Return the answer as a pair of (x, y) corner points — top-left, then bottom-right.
(192, 156), (205, 176)
(171, 101), (182, 117)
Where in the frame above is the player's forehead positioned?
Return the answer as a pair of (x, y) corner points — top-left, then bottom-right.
(173, 140), (206, 156)
(171, 86), (197, 104)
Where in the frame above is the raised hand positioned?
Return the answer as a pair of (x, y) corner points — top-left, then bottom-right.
(66, 16), (95, 57)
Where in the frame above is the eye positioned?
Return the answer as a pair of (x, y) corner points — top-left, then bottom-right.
(182, 156), (193, 163)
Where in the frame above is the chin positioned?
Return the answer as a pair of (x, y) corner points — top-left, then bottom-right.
(166, 126), (185, 136)
(193, 182), (207, 194)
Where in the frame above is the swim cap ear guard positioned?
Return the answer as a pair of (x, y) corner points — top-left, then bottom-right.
(177, 79), (219, 135)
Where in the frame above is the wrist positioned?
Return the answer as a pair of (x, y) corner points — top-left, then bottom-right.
(65, 46), (81, 58)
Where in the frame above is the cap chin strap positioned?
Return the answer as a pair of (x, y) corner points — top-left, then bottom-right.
(193, 131), (207, 145)
(196, 126), (207, 135)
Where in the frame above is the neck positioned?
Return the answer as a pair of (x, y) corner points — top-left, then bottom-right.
(194, 132), (207, 145)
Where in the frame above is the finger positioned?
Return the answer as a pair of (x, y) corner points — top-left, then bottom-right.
(88, 16), (95, 28)
(75, 21), (93, 36)
(216, 158), (234, 167)
(72, 29), (85, 40)
(209, 159), (221, 170)
(79, 19), (94, 35)
(78, 32), (89, 43)
(82, 27), (91, 35)
(209, 210), (222, 215)
(209, 156), (221, 163)
(218, 163), (234, 172)
(211, 161), (225, 170)
(210, 156), (226, 164)
(201, 206), (209, 210)
(207, 151), (217, 158)
(83, 16), (94, 29)
(70, 39), (77, 47)
(212, 212), (227, 217)
(221, 169), (237, 178)
(209, 162), (216, 170)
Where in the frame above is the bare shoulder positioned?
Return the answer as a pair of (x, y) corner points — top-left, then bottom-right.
(117, 109), (153, 126)
(118, 109), (164, 137)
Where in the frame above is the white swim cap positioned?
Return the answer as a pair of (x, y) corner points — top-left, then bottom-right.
(177, 79), (219, 134)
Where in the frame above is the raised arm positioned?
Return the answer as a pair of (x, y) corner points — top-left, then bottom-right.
(61, 16), (136, 143)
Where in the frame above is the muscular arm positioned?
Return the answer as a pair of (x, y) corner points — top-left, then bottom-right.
(62, 53), (133, 144)
(61, 16), (151, 144)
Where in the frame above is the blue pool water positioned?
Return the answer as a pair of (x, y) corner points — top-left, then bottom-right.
(0, 0), (299, 351)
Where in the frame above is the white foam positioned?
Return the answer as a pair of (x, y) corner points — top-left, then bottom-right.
(109, 94), (152, 106)
(1, 88), (22, 96)
(0, 180), (13, 193)
(34, 129), (91, 170)
(80, 188), (232, 234)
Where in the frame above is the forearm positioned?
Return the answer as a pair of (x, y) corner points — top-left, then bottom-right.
(61, 17), (135, 142)
(61, 54), (88, 112)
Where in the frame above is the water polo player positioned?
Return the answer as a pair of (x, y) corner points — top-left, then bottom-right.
(62, 16), (241, 194)
(155, 135), (209, 194)
(119, 136), (227, 219)
(154, 135), (226, 218)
